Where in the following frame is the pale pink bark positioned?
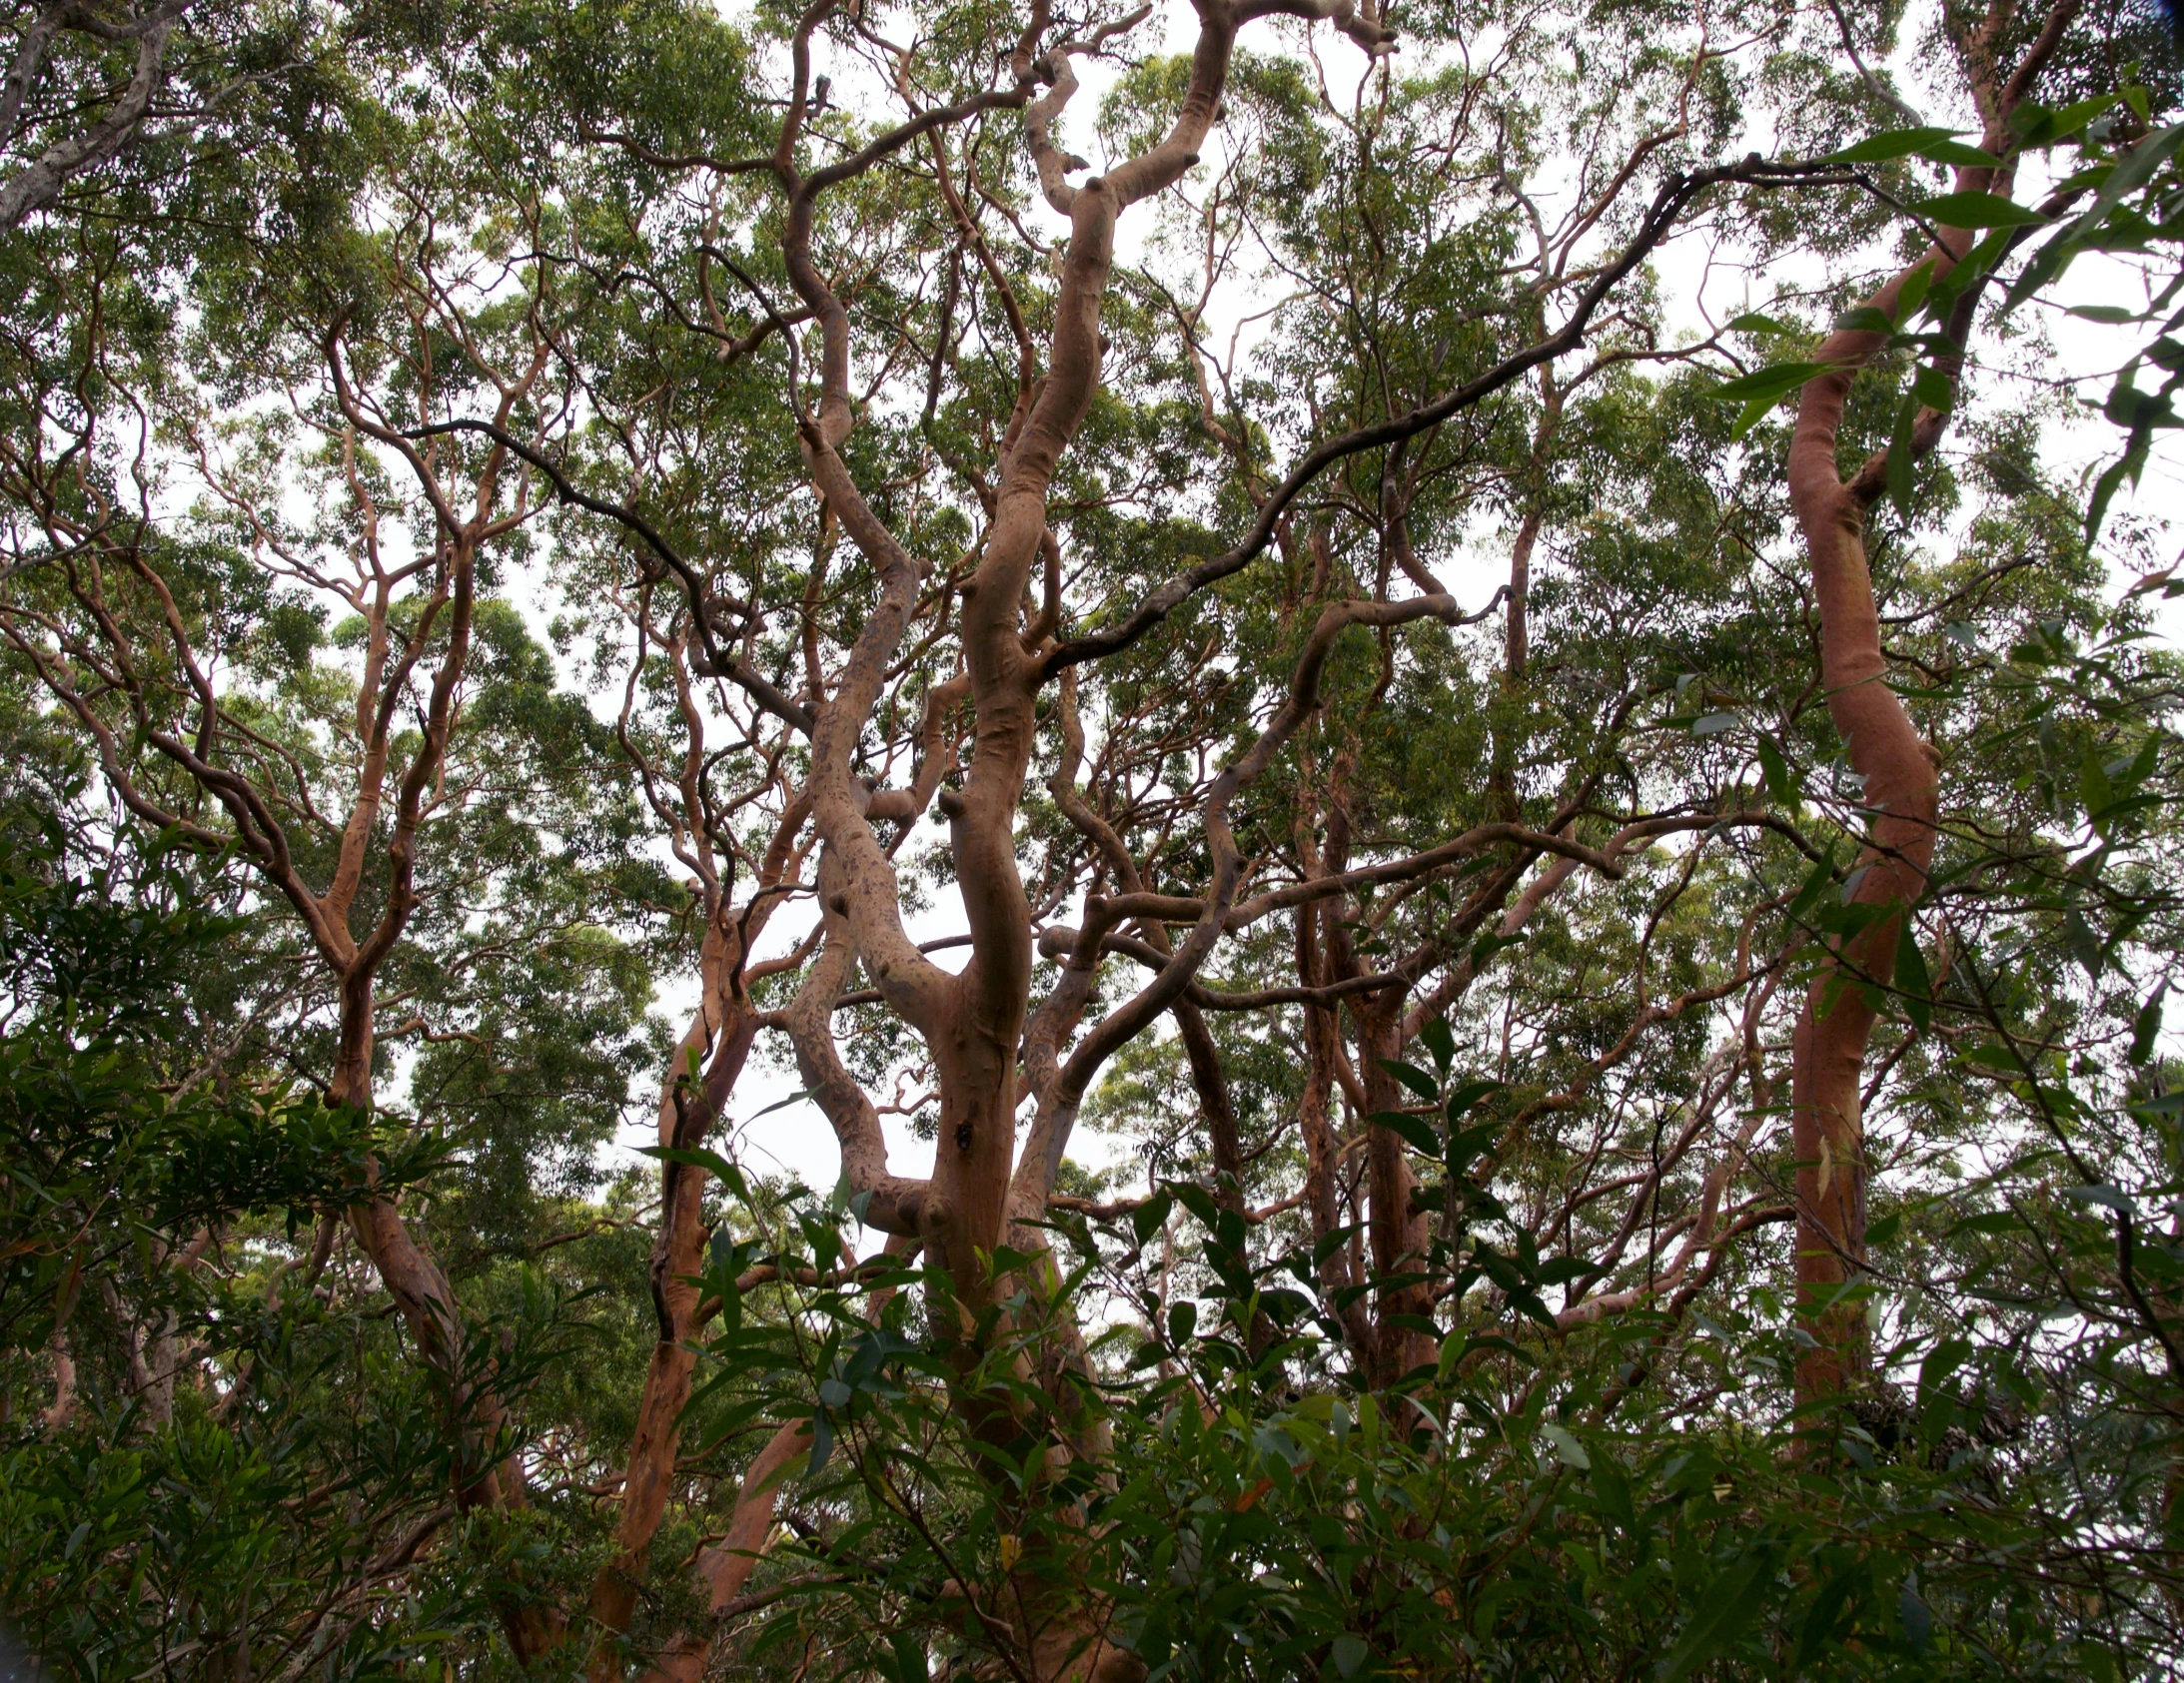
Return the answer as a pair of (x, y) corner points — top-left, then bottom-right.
(1784, 0), (2080, 1404)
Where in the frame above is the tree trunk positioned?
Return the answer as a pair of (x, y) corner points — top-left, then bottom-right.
(1779, 0), (2078, 1402)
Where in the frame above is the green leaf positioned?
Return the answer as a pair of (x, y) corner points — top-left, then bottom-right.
(1833, 305), (1894, 333)
(1908, 191), (2048, 228)
(1171, 1181), (1222, 1228)
(1917, 1335), (1971, 1402)
(1896, 924), (1932, 1033)
(2002, 227), (2081, 314)
(1314, 1222), (1363, 1266)
(1441, 1332), (1536, 1375)
(1469, 929), (1528, 967)
(1332, 1635), (1368, 1679)
(2082, 122), (2184, 234)
(636, 1143), (747, 1198)
(1420, 1015), (1456, 1076)
(2081, 744), (2115, 819)
(1379, 1058), (1441, 1103)
(2010, 91), (2117, 145)
(1887, 391), (1916, 519)
(1725, 311), (1792, 335)
(1787, 852), (1836, 925)
(2064, 909), (2102, 979)
(1729, 397), (1774, 439)
(1447, 1119), (1502, 1176)
(1708, 361), (1826, 403)
(2068, 304), (2138, 325)
(889, 1632), (930, 1683)
(1539, 1421), (1591, 1469)
(1895, 257), (1937, 323)
(1921, 138), (2005, 167)
(1446, 1079), (1504, 1123)
(1691, 710), (1738, 736)
(1756, 735), (1798, 807)
(1366, 1109), (1441, 1157)
(1656, 1547), (1775, 1679)
(1130, 1188), (1174, 1244)
(1821, 126), (1967, 164)
(1590, 1452), (1638, 1534)
(1790, 1562), (1860, 1667)
(1900, 1578), (1933, 1652)
(2007, 124), (2184, 315)
(2130, 985), (2165, 1065)
(1910, 364), (1955, 412)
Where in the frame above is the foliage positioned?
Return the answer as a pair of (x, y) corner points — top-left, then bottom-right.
(1, 1), (2181, 1681)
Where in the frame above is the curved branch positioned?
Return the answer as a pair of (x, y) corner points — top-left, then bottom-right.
(0, 5), (186, 229)
(401, 418), (812, 735)
(1043, 155), (1846, 677)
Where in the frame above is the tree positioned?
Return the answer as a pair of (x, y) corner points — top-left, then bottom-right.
(4, 0), (2183, 1678)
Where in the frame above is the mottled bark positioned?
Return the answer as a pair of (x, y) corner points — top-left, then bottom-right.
(0, 3), (189, 231)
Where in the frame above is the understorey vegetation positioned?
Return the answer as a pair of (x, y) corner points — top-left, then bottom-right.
(2, 0), (2182, 1678)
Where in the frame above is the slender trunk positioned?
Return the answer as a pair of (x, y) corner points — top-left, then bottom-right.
(41, 1252), (82, 1431)
(585, 998), (761, 1677)
(1781, 473), (1941, 1400)
(1491, 374), (1558, 822)
(1298, 905), (1372, 1367)
(1504, 501), (1542, 685)
(41, 1331), (76, 1432)
(331, 969), (563, 1661)
(1778, 0), (2082, 1398)
(644, 1419), (813, 1683)
(640, 1236), (920, 1683)
(1357, 996), (1431, 1391)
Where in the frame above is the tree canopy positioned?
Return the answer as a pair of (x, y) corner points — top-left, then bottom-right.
(3, 1), (2184, 1679)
